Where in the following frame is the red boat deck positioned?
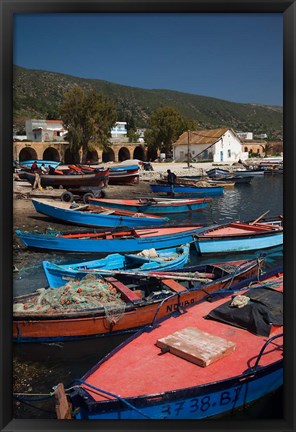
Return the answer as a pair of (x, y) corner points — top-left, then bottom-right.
(83, 274), (283, 401)
(199, 222), (281, 238)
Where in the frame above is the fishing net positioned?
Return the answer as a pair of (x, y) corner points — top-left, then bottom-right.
(13, 274), (126, 316)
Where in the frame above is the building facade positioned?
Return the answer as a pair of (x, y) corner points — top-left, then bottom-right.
(173, 128), (247, 163)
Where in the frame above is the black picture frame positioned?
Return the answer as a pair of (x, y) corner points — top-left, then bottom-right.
(1, 0), (295, 431)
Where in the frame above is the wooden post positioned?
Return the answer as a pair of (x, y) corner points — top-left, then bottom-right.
(187, 130), (191, 168)
(54, 383), (72, 419)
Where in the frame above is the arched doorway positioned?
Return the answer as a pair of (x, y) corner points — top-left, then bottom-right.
(147, 148), (158, 162)
(133, 146), (145, 161)
(102, 149), (115, 163)
(18, 147), (38, 162)
(43, 147), (60, 161)
(86, 151), (99, 164)
(64, 148), (80, 164)
(118, 147), (130, 162)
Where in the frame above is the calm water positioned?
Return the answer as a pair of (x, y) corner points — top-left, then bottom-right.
(13, 174), (283, 419)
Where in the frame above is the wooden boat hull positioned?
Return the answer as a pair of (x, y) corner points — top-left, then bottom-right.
(150, 184), (224, 196)
(31, 199), (168, 228)
(42, 244), (190, 288)
(68, 268), (283, 419)
(88, 198), (211, 214)
(233, 169), (264, 176)
(109, 165), (139, 185)
(22, 170), (109, 188)
(13, 259), (262, 342)
(72, 363), (282, 419)
(15, 226), (207, 253)
(194, 222), (283, 254)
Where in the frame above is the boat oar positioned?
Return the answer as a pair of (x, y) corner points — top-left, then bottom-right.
(249, 210), (270, 225)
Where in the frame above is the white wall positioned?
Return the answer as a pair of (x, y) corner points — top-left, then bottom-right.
(173, 130), (244, 162)
(213, 131), (243, 163)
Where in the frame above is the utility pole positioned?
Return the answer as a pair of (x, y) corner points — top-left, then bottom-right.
(187, 130), (191, 168)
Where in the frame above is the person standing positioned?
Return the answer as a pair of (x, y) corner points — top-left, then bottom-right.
(40, 163), (47, 174)
(167, 169), (177, 197)
(32, 166), (42, 191)
(31, 161), (38, 172)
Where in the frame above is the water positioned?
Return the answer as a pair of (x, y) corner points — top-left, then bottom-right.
(13, 174), (283, 419)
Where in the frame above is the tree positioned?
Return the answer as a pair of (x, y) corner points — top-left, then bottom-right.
(59, 86), (117, 163)
(260, 142), (272, 158)
(144, 106), (197, 155)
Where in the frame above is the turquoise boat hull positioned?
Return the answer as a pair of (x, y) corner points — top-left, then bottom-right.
(42, 244), (190, 288)
(16, 226), (207, 253)
(195, 232), (283, 254)
(150, 184), (224, 196)
(89, 198), (210, 214)
(32, 199), (168, 228)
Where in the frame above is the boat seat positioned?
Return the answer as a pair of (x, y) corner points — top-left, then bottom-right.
(105, 277), (142, 303)
(156, 327), (236, 367)
(161, 279), (187, 293)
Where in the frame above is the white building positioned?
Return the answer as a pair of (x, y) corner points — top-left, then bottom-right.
(111, 122), (128, 138)
(26, 119), (67, 142)
(236, 131), (253, 140)
(173, 128), (247, 163)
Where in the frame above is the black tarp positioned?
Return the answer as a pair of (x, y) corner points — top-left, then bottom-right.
(206, 287), (283, 337)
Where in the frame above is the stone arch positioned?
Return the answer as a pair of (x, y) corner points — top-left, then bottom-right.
(102, 148), (115, 163)
(133, 146), (145, 161)
(118, 147), (130, 162)
(19, 147), (38, 162)
(64, 148), (80, 164)
(86, 150), (99, 164)
(147, 148), (158, 162)
(43, 147), (60, 162)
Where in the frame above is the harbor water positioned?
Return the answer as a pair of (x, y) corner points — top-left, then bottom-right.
(13, 174), (283, 419)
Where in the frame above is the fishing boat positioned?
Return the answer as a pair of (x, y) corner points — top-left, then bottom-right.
(42, 244), (190, 288)
(67, 267), (282, 419)
(150, 184), (224, 196)
(13, 258), (263, 342)
(19, 160), (61, 169)
(21, 168), (109, 188)
(109, 164), (140, 185)
(87, 197), (212, 214)
(194, 221), (283, 255)
(232, 168), (265, 176)
(31, 199), (169, 229)
(206, 168), (230, 177)
(15, 225), (209, 253)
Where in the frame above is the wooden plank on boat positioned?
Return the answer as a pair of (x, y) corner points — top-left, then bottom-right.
(161, 279), (187, 293)
(54, 383), (72, 419)
(156, 327), (236, 367)
(105, 277), (142, 302)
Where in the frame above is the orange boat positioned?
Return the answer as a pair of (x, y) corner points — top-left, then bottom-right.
(13, 259), (262, 342)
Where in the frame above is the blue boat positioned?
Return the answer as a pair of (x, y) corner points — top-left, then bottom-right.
(194, 221), (283, 254)
(110, 164), (139, 172)
(42, 244), (190, 288)
(88, 197), (211, 214)
(31, 199), (169, 229)
(20, 160), (61, 169)
(15, 225), (209, 253)
(67, 267), (283, 419)
(150, 184), (224, 196)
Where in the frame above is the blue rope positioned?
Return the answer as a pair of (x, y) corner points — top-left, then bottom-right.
(73, 378), (153, 419)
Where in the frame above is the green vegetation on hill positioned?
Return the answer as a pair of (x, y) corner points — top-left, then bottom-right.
(13, 65), (283, 139)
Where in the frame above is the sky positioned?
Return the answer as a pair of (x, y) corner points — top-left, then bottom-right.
(13, 13), (283, 106)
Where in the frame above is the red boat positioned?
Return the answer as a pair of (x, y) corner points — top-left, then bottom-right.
(68, 267), (283, 419)
(20, 168), (109, 188)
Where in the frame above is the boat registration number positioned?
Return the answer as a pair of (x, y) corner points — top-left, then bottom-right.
(159, 386), (242, 418)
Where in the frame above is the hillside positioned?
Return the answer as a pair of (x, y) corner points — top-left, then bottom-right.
(13, 65), (283, 138)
